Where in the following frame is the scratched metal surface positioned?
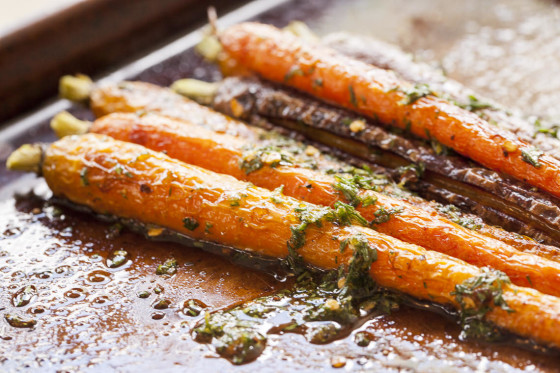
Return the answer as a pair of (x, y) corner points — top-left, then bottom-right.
(1, 0), (560, 371)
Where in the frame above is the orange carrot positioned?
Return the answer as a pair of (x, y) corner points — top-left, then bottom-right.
(78, 80), (560, 258)
(89, 81), (263, 140)
(10, 133), (560, 348)
(88, 112), (560, 297)
(219, 22), (560, 199)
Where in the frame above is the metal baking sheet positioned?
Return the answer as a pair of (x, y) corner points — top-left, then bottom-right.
(1, 0), (560, 371)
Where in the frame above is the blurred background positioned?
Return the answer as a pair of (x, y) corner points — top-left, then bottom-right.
(0, 0), (77, 33)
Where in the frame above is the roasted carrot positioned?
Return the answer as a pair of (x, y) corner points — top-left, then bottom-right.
(56, 80), (560, 259)
(7, 133), (560, 348)
(60, 76), (263, 142)
(65, 111), (560, 297)
(218, 22), (560, 199)
(321, 30), (560, 160)
(88, 81), (263, 140)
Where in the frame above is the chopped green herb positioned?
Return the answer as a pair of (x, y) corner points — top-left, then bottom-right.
(360, 195), (377, 208)
(12, 285), (36, 307)
(80, 167), (89, 186)
(452, 268), (513, 340)
(369, 206), (403, 226)
(404, 119), (412, 133)
(400, 83), (432, 105)
(331, 201), (368, 226)
(425, 129), (452, 155)
(397, 163), (425, 180)
(287, 199), (372, 272)
(153, 299), (171, 309)
(287, 228), (307, 274)
(183, 217), (199, 231)
(521, 146), (543, 168)
(341, 233), (377, 291)
(288, 204), (332, 262)
(533, 118), (560, 139)
(332, 175), (379, 207)
(193, 262), (398, 364)
(270, 186), (285, 204)
(348, 85), (358, 107)
(107, 250), (128, 268)
(4, 314), (36, 328)
(205, 222), (213, 234)
(156, 258), (178, 276)
(153, 285), (164, 294)
(436, 204), (482, 231)
(354, 331), (373, 347)
(341, 117), (353, 126)
(240, 146), (294, 174)
(456, 95), (494, 112)
(284, 66), (304, 81)
(183, 299), (207, 317)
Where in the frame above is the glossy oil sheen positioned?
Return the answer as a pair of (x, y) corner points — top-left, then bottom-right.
(2, 0), (560, 371)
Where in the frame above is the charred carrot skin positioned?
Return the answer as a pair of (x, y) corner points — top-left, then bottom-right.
(218, 22), (560, 199)
(90, 112), (560, 297)
(40, 133), (560, 348)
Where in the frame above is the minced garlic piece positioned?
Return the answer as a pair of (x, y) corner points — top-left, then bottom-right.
(349, 119), (366, 133)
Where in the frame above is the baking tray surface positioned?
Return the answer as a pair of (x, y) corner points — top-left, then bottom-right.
(1, 0), (560, 371)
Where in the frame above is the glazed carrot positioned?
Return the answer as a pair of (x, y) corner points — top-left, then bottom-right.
(89, 81), (263, 140)
(56, 81), (560, 259)
(78, 111), (560, 297)
(59, 76), (265, 142)
(218, 22), (560, 199)
(7, 133), (560, 348)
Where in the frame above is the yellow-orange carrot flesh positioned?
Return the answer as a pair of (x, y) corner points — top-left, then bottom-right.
(89, 112), (560, 297)
(219, 22), (560, 199)
(40, 133), (560, 348)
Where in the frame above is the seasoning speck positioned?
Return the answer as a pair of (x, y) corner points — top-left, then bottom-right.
(349, 119), (366, 133)
(331, 356), (347, 368)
